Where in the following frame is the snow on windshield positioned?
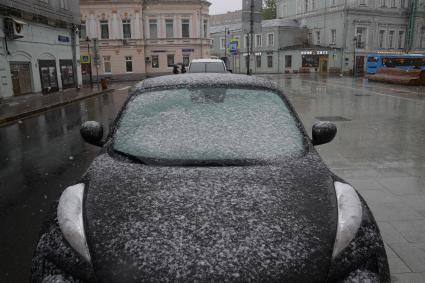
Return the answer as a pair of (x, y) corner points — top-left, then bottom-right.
(113, 88), (305, 163)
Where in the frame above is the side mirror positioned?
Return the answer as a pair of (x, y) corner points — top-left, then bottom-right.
(312, 121), (337, 146)
(80, 121), (104, 147)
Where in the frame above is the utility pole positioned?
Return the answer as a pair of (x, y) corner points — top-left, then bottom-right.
(87, 38), (93, 88)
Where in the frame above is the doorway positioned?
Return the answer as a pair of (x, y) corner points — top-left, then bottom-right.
(319, 55), (329, 73)
(356, 56), (365, 74)
(10, 62), (32, 96)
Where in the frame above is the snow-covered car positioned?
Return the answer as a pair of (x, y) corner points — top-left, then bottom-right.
(188, 59), (228, 73)
(31, 74), (390, 283)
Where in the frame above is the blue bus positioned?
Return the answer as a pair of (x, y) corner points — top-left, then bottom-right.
(366, 53), (425, 74)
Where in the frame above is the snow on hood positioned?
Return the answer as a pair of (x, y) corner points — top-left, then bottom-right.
(83, 152), (337, 282)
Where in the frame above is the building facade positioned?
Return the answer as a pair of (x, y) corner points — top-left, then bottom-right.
(210, 19), (313, 74)
(80, 0), (211, 81)
(277, 0), (425, 73)
(0, 0), (81, 98)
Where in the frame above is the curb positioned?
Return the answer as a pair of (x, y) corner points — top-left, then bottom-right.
(0, 89), (115, 126)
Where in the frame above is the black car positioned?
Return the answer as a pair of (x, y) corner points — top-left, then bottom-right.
(31, 74), (390, 283)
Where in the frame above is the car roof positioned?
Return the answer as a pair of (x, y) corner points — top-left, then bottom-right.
(190, 59), (224, 63)
(132, 73), (281, 93)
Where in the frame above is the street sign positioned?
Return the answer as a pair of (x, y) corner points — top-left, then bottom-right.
(242, 0), (262, 34)
(92, 39), (101, 66)
(80, 54), (91, 64)
(228, 38), (241, 55)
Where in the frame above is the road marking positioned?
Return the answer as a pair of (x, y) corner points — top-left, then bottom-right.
(118, 86), (131, 91)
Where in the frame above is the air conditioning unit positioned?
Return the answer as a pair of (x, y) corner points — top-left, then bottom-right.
(4, 18), (25, 40)
(145, 57), (150, 62)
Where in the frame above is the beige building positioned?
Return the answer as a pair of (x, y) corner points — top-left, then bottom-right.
(80, 0), (211, 81)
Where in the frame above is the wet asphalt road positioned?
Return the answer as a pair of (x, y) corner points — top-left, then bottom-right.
(0, 75), (424, 282)
(0, 85), (130, 282)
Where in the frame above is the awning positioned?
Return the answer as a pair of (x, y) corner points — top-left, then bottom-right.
(12, 18), (27, 25)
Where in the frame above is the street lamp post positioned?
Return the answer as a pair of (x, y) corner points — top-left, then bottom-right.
(353, 36), (357, 77)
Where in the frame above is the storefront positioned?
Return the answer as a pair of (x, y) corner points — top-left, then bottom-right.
(59, 60), (75, 89)
(39, 60), (59, 94)
(280, 47), (342, 74)
(301, 50), (329, 73)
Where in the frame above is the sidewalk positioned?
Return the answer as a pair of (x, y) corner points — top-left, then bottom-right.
(0, 86), (114, 126)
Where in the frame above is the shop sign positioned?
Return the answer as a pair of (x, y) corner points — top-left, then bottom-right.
(182, 48), (195, 53)
(152, 50), (167, 53)
(301, 50), (329, 55)
(58, 35), (70, 43)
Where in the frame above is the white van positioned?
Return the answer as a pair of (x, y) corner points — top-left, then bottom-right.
(188, 59), (228, 73)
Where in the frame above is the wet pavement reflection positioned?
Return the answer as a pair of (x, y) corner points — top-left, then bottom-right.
(0, 87), (129, 282)
(263, 74), (425, 281)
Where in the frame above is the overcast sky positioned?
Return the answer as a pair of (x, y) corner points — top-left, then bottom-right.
(209, 0), (242, 15)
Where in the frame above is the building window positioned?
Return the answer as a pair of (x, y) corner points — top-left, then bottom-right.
(100, 20), (109, 39)
(245, 56), (249, 68)
(149, 19), (158, 39)
(256, 55), (262, 68)
(167, 54), (175, 67)
(80, 21), (87, 39)
(331, 29), (336, 44)
(398, 31), (405, 49)
(125, 56), (133, 73)
(305, 0), (309, 12)
(123, 19), (131, 39)
(379, 30), (385, 49)
(285, 55), (292, 68)
(60, 0), (68, 10)
(267, 55), (273, 68)
(316, 31), (321, 45)
(244, 34), (249, 48)
(302, 55), (319, 67)
(379, 0), (385, 7)
(220, 37), (226, 50)
(388, 30), (395, 49)
(359, 0), (366, 5)
(182, 19), (190, 38)
(183, 55), (190, 66)
(165, 19), (174, 38)
(356, 27), (366, 48)
(401, 0), (406, 8)
(203, 20), (208, 38)
(256, 34), (262, 47)
(331, 0), (336, 6)
(152, 55), (159, 68)
(391, 0), (396, 7)
(103, 56), (111, 73)
(312, 0), (316, 10)
(267, 33), (274, 46)
(308, 32), (313, 44)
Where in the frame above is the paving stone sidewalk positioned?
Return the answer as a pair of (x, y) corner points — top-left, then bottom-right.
(0, 86), (114, 125)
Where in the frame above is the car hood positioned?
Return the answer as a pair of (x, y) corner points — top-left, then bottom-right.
(84, 152), (337, 282)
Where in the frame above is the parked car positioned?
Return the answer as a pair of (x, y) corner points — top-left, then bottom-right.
(31, 74), (390, 283)
(188, 59), (228, 73)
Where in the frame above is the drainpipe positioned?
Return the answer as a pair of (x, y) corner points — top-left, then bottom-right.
(200, 4), (203, 59)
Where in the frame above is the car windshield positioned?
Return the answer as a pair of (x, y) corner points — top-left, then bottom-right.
(190, 62), (225, 73)
(113, 88), (305, 165)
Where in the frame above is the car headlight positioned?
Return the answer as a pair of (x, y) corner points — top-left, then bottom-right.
(57, 183), (91, 262)
(332, 182), (363, 258)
